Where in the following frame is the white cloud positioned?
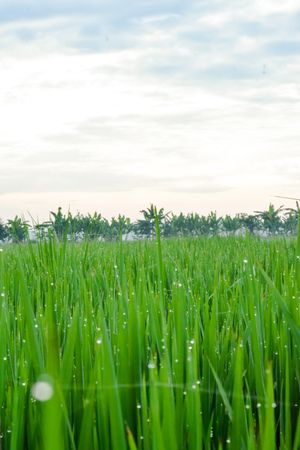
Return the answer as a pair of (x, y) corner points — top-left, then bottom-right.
(252, 0), (300, 16)
(0, 3), (300, 219)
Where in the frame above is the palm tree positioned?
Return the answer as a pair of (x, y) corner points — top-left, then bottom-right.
(7, 216), (29, 243)
(282, 201), (300, 235)
(254, 203), (284, 234)
(207, 211), (222, 235)
(239, 214), (259, 235)
(49, 207), (68, 239)
(108, 215), (132, 240)
(82, 213), (109, 240)
(221, 215), (242, 235)
(136, 204), (168, 238)
(164, 213), (187, 237)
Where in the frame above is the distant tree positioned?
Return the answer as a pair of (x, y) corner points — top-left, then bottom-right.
(239, 214), (259, 234)
(78, 212), (109, 240)
(283, 202), (299, 235)
(207, 211), (222, 235)
(221, 215), (242, 235)
(185, 213), (204, 236)
(107, 215), (132, 240)
(7, 216), (29, 243)
(164, 213), (187, 237)
(0, 219), (8, 241)
(254, 203), (284, 234)
(49, 207), (69, 239)
(136, 204), (168, 238)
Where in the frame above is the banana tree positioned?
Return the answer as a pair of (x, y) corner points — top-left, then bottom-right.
(164, 213), (187, 237)
(239, 214), (259, 235)
(206, 211), (222, 235)
(81, 213), (109, 240)
(254, 203), (284, 234)
(49, 207), (69, 239)
(108, 215), (132, 241)
(136, 204), (168, 238)
(221, 215), (242, 235)
(7, 216), (29, 243)
(283, 201), (300, 235)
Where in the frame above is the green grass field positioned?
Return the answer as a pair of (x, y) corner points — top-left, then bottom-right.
(0, 225), (300, 449)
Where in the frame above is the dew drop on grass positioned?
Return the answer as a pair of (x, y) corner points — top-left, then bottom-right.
(96, 338), (102, 345)
(136, 403), (142, 409)
(31, 381), (53, 402)
(272, 403), (277, 408)
(147, 362), (156, 369)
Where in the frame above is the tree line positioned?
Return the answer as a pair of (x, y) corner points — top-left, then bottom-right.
(0, 203), (299, 243)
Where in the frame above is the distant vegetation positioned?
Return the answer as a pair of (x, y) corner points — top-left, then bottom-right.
(0, 203), (299, 242)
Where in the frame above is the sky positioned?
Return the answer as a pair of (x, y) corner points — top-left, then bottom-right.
(1, 0), (300, 221)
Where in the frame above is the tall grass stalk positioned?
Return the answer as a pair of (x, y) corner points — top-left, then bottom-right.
(0, 229), (299, 449)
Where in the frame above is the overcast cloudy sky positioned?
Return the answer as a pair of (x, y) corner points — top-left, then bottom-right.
(1, 0), (300, 220)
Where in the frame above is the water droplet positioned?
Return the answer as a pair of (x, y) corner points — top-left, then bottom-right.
(147, 362), (156, 369)
(31, 381), (53, 402)
(96, 338), (102, 345)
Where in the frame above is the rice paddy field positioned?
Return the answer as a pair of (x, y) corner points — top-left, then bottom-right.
(0, 222), (300, 449)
